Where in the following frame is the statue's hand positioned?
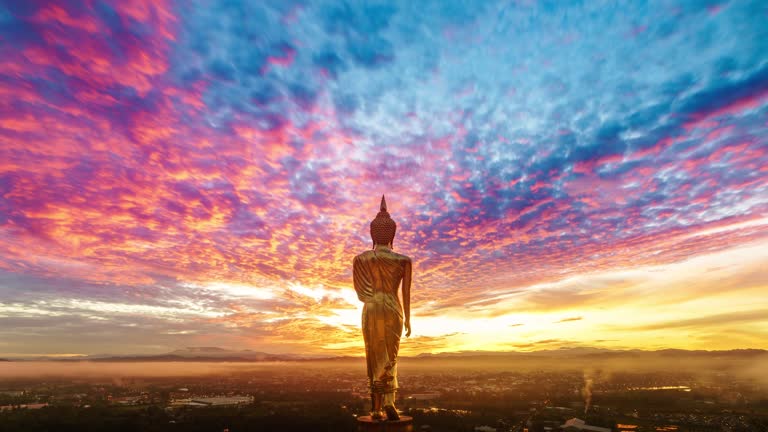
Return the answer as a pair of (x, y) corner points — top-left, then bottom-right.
(405, 320), (411, 337)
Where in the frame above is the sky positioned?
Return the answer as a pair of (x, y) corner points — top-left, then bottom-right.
(0, 0), (767, 358)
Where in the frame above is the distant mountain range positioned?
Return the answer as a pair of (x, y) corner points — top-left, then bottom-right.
(417, 347), (768, 358)
(56, 347), (324, 362)
(4, 346), (766, 362)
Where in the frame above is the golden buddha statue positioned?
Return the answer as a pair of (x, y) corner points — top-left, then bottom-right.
(353, 195), (412, 421)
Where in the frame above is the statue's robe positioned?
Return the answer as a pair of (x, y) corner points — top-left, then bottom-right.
(353, 246), (409, 395)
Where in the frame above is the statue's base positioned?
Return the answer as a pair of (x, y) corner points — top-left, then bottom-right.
(357, 415), (413, 432)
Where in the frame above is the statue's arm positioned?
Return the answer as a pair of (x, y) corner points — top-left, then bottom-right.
(352, 255), (371, 302)
(403, 258), (412, 337)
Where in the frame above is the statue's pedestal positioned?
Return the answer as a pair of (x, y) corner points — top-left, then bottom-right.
(357, 416), (413, 432)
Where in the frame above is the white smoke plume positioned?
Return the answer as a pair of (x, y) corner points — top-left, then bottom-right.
(581, 372), (594, 415)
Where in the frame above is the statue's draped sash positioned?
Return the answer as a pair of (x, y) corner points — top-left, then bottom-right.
(353, 248), (404, 393)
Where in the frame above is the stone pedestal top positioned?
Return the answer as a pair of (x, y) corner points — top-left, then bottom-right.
(357, 415), (413, 432)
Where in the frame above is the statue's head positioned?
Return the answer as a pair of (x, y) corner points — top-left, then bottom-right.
(370, 195), (397, 248)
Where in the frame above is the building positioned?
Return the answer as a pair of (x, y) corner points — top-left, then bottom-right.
(560, 418), (611, 432)
(407, 392), (441, 401)
(191, 396), (254, 406)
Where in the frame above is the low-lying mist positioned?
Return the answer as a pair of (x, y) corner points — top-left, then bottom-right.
(2, 352), (766, 385)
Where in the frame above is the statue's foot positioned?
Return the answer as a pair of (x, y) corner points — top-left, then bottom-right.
(371, 410), (385, 421)
(384, 404), (400, 421)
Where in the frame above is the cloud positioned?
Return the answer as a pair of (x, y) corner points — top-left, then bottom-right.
(509, 339), (568, 350)
(631, 310), (768, 331)
(556, 317), (583, 323)
(0, 0), (766, 355)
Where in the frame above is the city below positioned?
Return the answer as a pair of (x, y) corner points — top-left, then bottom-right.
(1, 348), (766, 431)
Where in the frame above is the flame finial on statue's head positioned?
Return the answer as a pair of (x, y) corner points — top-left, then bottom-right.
(370, 194), (397, 248)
